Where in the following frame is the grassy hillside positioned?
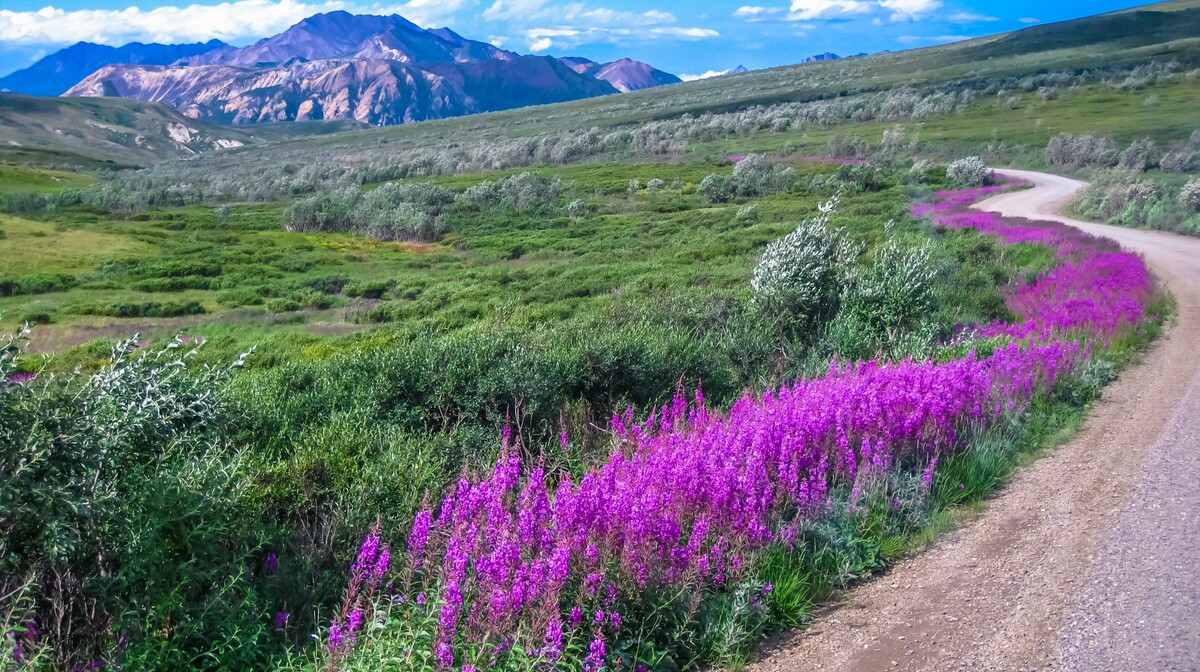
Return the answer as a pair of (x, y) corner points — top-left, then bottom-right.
(195, 1), (1200, 158)
(0, 3), (1191, 670)
(45, 0), (1184, 212)
(0, 94), (364, 167)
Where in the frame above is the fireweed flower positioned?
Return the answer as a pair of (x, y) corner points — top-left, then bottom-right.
(264, 553), (278, 575)
(347, 610), (364, 632)
(374, 548), (391, 579)
(273, 611), (288, 631)
(322, 183), (1154, 667)
(327, 624), (345, 652)
(353, 534), (380, 577)
(435, 642), (453, 668)
(584, 636), (607, 672)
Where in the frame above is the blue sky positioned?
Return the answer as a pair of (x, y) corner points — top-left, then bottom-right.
(0, 0), (1155, 79)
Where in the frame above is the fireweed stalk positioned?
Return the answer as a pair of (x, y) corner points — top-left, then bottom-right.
(323, 186), (1156, 669)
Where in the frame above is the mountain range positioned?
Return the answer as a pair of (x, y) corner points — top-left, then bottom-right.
(0, 39), (227, 97)
(0, 12), (683, 127)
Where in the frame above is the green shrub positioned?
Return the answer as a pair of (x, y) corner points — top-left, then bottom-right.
(750, 196), (861, 328)
(131, 275), (215, 292)
(832, 225), (937, 358)
(343, 279), (394, 299)
(73, 300), (206, 318)
(0, 273), (77, 296)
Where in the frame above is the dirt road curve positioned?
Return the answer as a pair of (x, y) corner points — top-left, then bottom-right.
(746, 169), (1200, 672)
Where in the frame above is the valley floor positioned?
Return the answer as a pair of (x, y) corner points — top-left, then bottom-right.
(746, 170), (1200, 672)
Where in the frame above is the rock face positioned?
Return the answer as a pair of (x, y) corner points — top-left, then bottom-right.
(0, 40), (227, 96)
(68, 55), (616, 126)
(802, 52), (842, 63)
(58, 11), (679, 126)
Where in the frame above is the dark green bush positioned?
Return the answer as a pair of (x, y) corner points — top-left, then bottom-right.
(344, 279), (394, 299)
(73, 300), (207, 318)
(0, 273), (77, 296)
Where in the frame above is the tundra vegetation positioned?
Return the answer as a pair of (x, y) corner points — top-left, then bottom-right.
(0, 6), (1196, 669)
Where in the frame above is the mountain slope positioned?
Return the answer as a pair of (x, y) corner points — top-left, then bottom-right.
(62, 12), (633, 125)
(0, 93), (254, 166)
(0, 40), (227, 96)
(802, 52), (841, 63)
(67, 55), (616, 125)
(589, 58), (682, 92)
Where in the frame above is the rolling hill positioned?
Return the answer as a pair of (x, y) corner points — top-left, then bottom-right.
(0, 94), (359, 166)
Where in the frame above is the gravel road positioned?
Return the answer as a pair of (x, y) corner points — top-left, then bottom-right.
(745, 169), (1200, 672)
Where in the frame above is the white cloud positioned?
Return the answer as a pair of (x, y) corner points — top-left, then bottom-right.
(733, 6), (786, 20)
(507, 1), (715, 52)
(738, 0), (944, 23)
(1018, 17), (1041, 24)
(649, 27), (719, 39)
(787, 0), (872, 21)
(878, 0), (941, 22)
(679, 69), (728, 81)
(898, 33), (970, 43)
(948, 11), (997, 22)
(486, 0), (674, 26)
(0, 0), (471, 46)
(483, 0), (549, 21)
(524, 23), (716, 51)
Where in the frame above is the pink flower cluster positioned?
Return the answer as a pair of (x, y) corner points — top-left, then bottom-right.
(332, 183), (1156, 668)
(361, 338), (1078, 667)
(914, 185), (1154, 344)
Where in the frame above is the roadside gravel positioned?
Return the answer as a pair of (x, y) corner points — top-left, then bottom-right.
(744, 170), (1200, 672)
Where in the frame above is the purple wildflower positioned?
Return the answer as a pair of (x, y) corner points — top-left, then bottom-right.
(584, 635), (607, 672)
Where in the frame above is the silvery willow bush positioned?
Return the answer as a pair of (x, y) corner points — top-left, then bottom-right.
(946, 157), (991, 187)
(0, 333), (278, 669)
(1117, 138), (1160, 172)
(1181, 178), (1200, 213)
(751, 196), (862, 325)
(1045, 133), (1119, 168)
(1161, 131), (1200, 173)
(284, 182), (451, 241)
(699, 155), (797, 204)
(460, 172), (562, 213)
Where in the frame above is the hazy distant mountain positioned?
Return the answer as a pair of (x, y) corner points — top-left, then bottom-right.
(0, 40), (227, 96)
(802, 52), (841, 63)
(59, 12), (679, 126)
(589, 58), (682, 92)
(558, 56), (601, 74)
(558, 56), (682, 92)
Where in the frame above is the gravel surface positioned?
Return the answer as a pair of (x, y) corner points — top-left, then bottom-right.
(744, 170), (1200, 672)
